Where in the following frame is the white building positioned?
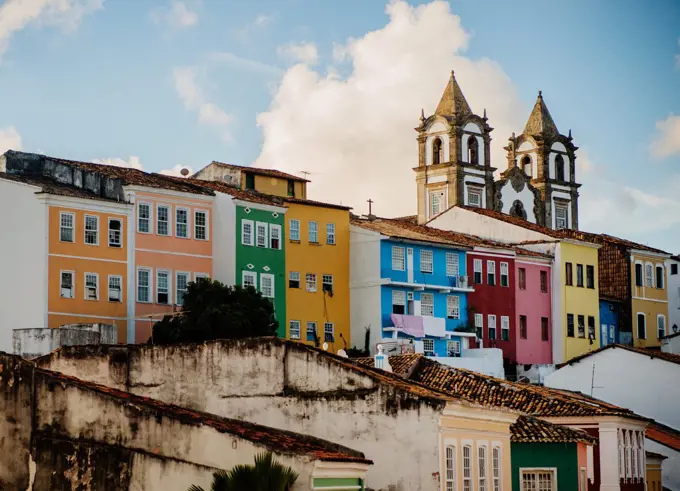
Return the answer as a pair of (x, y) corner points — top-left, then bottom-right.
(668, 255), (680, 335)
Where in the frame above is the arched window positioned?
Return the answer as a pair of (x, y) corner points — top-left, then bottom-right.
(467, 136), (479, 165)
(432, 138), (443, 165)
(521, 155), (532, 177)
(555, 154), (565, 181)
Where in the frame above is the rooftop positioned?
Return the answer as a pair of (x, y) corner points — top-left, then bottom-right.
(0, 172), (126, 203)
(511, 415), (597, 445)
(561, 344), (680, 368)
(207, 161), (310, 182)
(179, 178), (288, 207)
(646, 421), (680, 453)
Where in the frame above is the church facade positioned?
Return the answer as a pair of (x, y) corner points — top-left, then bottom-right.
(414, 71), (581, 230)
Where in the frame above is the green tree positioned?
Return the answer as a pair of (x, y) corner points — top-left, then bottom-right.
(188, 452), (299, 491)
(150, 278), (278, 345)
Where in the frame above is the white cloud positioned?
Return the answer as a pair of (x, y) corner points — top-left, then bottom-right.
(151, 1), (198, 29)
(209, 51), (281, 75)
(92, 156), (143, 170)
(173, 66), (232, 141)
(277, 42), (319, 65)
(0, 126), (22, 154)
(651, 114), (680, 159)
(234, 13), (272, 43)
(159, 164), (194, 177)
(254, 0), (521, 216)
(0, 0), (103, 61)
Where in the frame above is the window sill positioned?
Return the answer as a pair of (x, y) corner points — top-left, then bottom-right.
(306, 290), (318, 293)
(289, 239), (301, 244)
(59, 240), (75, 244)
(309, 242), (321, 246)
(84, 243), (99, 247)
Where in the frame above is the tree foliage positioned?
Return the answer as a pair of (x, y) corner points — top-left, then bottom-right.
(150, 278), (278, 345)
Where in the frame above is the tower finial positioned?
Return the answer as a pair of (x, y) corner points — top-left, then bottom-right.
(420, 108), (425, 122)
(483, 108), (487, 120)
(538, 90), (543, 98)
(568, 128), (573, 140)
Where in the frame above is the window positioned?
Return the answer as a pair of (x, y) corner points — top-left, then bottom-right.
(137, 269), (151, 303)
(157, 205), (170, 236)
(586, 265), (594, 289)
(447, 340), (461, 357)
(60, 271), (74, 298)
(541, 317), (549, 341)
(432, 138), (442, 165)
(194, 273), (209, 282)
(447, 296), (460, 319)
(519, 268), (526, 290)
(635, 263), (643, 286)
(478, 446), (487, 491)
(108, 219), (122, 247)
(322, 274), (334, 294)
(195, 210), (207, 240)
(567, 314), (575, 337)
(446, 253), (459, 276)
(445, 445), (456, 491)
(241, 219), (254, 246)
(84, 215), (99, 245)
(287, 179), (295, 197)
(500, 262), (509, 287)
(176, 272), (189, 306)
(540, 271), (548, 292)
(521, 155), (532, 176)
(488, 315), (497, 340)
(555, 154), (565, 181)
(245, 173), (255, 189)
(60, 212), (74, 242)
(565, 262), (573, 286)
(576, 264), (584, 287)
(420, 250), (433, 274)
(431, 190), (445, 216)
(555, 203), (568, 230)
(577, 315), (585, 338)
(308, 221), (318, 243)
(519, 315), (527, 339)
(656, 265), (664, 289)
(521, 470), (554, 491)
(637, 313), (646, 340)
(468, 187), (482, 208)
(588, 316), (595, 340)
(270, 224), (281, 249)
(421, 293), (434, 317)
(468, 136), (479, 165)
(474, 259), (483, 284)
(657, 314), (666, 339)
(256, 222), (268, 248)
(289, 320), (301, 339)
(324, 322), (334, 342)
(290, 219), (300, 241)
(108, 275), (122, 302)
(242, 271), (257, 289)
(672, 263), (678, 275)
(156, 270), (170, 304)
(423, 338), (435, 355)
(289, 272), (300, 289)
(463, 445), (472, 491)
(487, 260), (496, 286)
(306, 322), (317, 342)
(475, 313), (483, 339)
(260, 273), (274, 298)
(392, 246), (406, 271)
(645, 264), (653, 287)
(138, 203), (151, 233)
(175, 208), (189, 238)
(501, 316), (509, 341)
(580, 468), (586, 491)
(326, 223), (335, 245)
(306, 273), (317, 292)
(84, 273), (98, 300)
(492, 447), (501, 491)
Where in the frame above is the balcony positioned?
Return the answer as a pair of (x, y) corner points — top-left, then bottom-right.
(379, 269), (474, 293)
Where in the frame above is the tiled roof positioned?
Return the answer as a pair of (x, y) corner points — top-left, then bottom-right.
(179, 178), (288, 207)
(436, 205), (557, 237)
(646, 422), (680, 452)
(645, 451), (667, 460)
(208, 161), (310, 182)
(562, 344), (680, 368)
(554, 230), (669, 255)
(0, 172), (126, 203)
(512, 416), (597, 444)
(36, 363), (371, 464)
(283, 196), (352, 211)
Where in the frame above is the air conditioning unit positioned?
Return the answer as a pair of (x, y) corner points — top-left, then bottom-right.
(60, 287), (73, 298)
(458, 275), (468, 288)
(86, 287), (97, 300)
(109, 289), (121, 302)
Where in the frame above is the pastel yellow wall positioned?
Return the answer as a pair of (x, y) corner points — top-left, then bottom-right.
(439, 413), (513, 491)
(247, 174), (307, 199)
(646, 459), (663, 491)
(285, 203), (350, 351)
(561, 242), (601, 361)
(631, 252), (669, 348)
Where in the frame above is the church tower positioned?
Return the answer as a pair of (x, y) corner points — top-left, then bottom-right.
(414, 71), (495, 224)
(501, 91), (581, 230)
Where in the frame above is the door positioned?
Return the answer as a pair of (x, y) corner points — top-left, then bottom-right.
(600, 324), (609, 347)
(406, 248), (414, 283)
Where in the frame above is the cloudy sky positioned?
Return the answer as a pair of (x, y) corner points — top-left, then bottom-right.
(1, 0), (679, 251)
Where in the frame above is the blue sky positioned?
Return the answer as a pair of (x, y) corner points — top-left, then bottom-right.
(0, 0), (679, 250)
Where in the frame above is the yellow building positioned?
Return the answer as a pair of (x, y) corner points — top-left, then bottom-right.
(631, 249), (671, 348)
(645, 451), (666, 491)
(284, 198), (351, 350)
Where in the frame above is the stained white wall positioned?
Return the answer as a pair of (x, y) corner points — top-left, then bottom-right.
(350, 225), (383, 353)
(426, 121), (450, 165)
(212, 193), (236, 285)
(461, 123), (485, 165)
(0, 179), (47, 352)
(667, 259), (680, 335)
(499, 183), (536, 223)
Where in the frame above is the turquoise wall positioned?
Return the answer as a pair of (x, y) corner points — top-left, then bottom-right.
(511, 442), (579, 491)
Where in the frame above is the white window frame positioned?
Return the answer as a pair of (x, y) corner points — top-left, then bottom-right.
(194, 209), (209, 241)
(463, 445), (472, 491)
(260, 273), (275, 298)
(84, 214), (99, 246)
(656, 264), (664, 289)
(520, 468), (556, 491)
(289, 219), (300, 241)
(467, 187), (482, 208)
(156, 204), (171, 236)
(256, 221), (268, 248)
(108, 275), (123, 303)
(487, 260), (496, 285)
(324, 322), (334, 342)
(60, 270), (75, 299)
(637, 312), (646, 340)
(447, 340), (461, 357)
(492, 446), (502, 491)
(500, 262), (509, 287)
(306, 273), (317, 292)
(289, 271), (300, 288)
(501, 316), (509, 340)
(420, 249), (434, 274)
(175, 207), (190, 239)
(308, 220), (318, 243)
(475, 313), (483, 329)
(241, 219), (254, 246)
(657, 314), (666, 339)
(326, 223), (336, 245)
(108, 218), (122, 248)
(322, 274), (333, 293)
(445, 445), (457, 491)
(270, 224), (282, 250)
(289, 320), (301, 340)
(447, 295), (460, 319)
(446, 253), (459, 276)
(194, 273), (210, 281)
(430, 189), (445, 217)
(555, 203), (568, 230)
(242, 271), (257, 289)
(474, 258), (483, 283)
(137, 202), (152, 234)
(84, 272), (99, 300)
(392, 290), (406, 313)
(156, 269), (171, 305)
(136, 268), (152, 303)
(645, 262), (653, 287)
(175, 271), (190, 306)
(59, 212), (75, 243)
(423, 338), (435, 355)
(488, 314), (497, 340)
(421, 293), (434, 317)
(478, 445), (488, 491)
(306, 321), (317, 340)
(392, 246), (406, 271)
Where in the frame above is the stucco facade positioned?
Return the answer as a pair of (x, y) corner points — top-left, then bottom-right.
(511, 442), (589, 491)
(668, 256), (680, 335)
(630, 250), (670, 348)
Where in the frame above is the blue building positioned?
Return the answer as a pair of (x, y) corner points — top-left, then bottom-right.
(350, 217), (476, 356)
(599, 300), (621, 346)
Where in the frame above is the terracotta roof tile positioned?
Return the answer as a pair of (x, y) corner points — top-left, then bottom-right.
(646, 422), (680, 452)
(283, 196), (352, 211)
(512, 416), (597, 444)
(0, 172), (126, 203)
(438, 205), (557, 237)
(209, 161), (310, 182)
(178, 178), (288, 207)
(562, 344), (680, 368)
